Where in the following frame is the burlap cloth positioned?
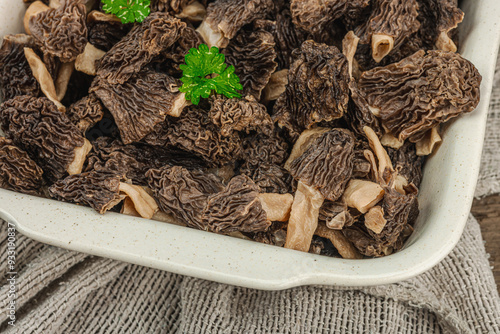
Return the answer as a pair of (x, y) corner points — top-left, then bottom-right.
(1, 53), (500, 334)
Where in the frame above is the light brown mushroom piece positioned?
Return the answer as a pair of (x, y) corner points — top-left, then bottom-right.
(364, 206), (387, 234)
(87, 10), (122, 23)
(380, 133), (404, 150)
(75, 43), (106, 76)
(416, 126), (442, 156)
(343, 179), (385, 214)
(23, 47), (65, 111)
(55, 61), (74, 101)
(176, 1), (206, 22)
(121, 196), (187, 226)
(285, 181), (324, 252)
(66, 138), (92, 175)
(258, 193), (294, 222)
(314, 222), (363, 259)
(261, 69), (288, 103)
(118, 183), (159, 219)
(371, 33), (394, 63)
(24, 1), (50, 35)
(342, 31), (360, 79)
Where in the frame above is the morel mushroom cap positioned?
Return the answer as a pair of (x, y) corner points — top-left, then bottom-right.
(91, 70), (188, 144)
(28, 0), (87, 62)
(319, 199), (354, 230)
(314, 222), (362, 259)
(159, 25), (203, 77)
(144, 106), (243, 167)
(96, 12), (186, 85)
(386, 141), (424, 188)
(66, 93), (104, 133)
(240, 162), (292, 195)
(0, 137), (44, 196)
(222, 29), (278, 100)
(48, 171), (124, 214)
(273, 40), (350, 132)
(0, 96), (88, 182)
(209, 95), (274, 137)
(261, 69), (288, 103)
(357, 50), (481, 142)
(242, 131), (289, 168)
(286, 128), (355, 202)
(290, 0), (369, 36)
(0, 34), (40, 101)
(87, 11), (130, 52)
(196, 0), (275, 48)
(151, 0), (195, 14)
(434, 0), (464, 52)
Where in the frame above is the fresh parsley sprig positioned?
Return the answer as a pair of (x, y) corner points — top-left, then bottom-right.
(102, 0), (151, 24)
(179, 44), (243, 105)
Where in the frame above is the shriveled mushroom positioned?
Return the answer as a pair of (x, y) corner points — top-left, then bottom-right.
(357, 50), (481, 142)
(284, 181), (324, 252)
(24, 1), (50, 35)
(87, 11), (130, 52)
(380, 133), (404, 150)
(342, 31), (360, 79)
(273, 40), (349, 132)
(222, 29), (277, 100)
(176, 1), (206, 21)
(434, 0), (463, 53)
(0, 137), (44, 196)
(261, 69), (288, 103)
(121, 196), (186, 225)
(66, 93), (104, 133)
(28, 0), (88, 62)
(196, 0), (275, 48)
(0, 96), (88, 182)
(342, 179), (385, 214)
(0, 34), (40, 100)
(319, 200), (354, 230)
(91, 70), (188, 144)
(240, 162), (292, 195)
(48, 171), (125, 214)
(209, 95), (273, 137)
(75, 43), (106, 76)
(24, 47), (65, 111)
(66, 138), (92, 175)
(314, 222), (363, 259)
(96, 12), (186, 85)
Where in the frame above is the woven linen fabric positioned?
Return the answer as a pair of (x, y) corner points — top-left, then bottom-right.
(1, 57), (500, 334)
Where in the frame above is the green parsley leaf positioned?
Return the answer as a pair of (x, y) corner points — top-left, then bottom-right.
(179, 44), (243, 105)
(102, 0), (151, 24)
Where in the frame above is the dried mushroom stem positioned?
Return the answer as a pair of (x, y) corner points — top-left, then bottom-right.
(258, 193), (294, 222)
(75, 43), (106, 76)
(314, 223), (362, 259)
(177, 1), (206, 22)
(364, 206), (387, 234)
(371, 33), (394, 63)
(169, 92), (190, 117)
(342, 31), (360, 80)
(343, 179), (384, 214)
(261, 69), (288, 103)
(24, 1), (49, 35)
(380, 133), (404, 149)
(326, 211), (349, 230)
(363, 126), (393, 181)
(66, 138), (92, 175)
(436, 31), (457, 53)
(196, 20), (223, 48)
(118, 183), (159, 219)
(55, 61), (74, 101)
(122, 197), (183, 225)
(24, 47), (65, 112)
(87, 10), (122, 23)
(416, 126), (442, 156)
(284, 181), (324, 252)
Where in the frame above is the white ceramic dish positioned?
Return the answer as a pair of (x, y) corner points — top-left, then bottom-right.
(1, 0), (500, 290)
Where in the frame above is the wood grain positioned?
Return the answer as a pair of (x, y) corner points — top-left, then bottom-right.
(471, 194), (500, 292)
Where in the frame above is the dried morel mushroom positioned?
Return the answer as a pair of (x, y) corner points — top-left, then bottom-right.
(66, 93), (104, 133)
(144, 106), (243, 167)
(196, 0), (275, 48)
(209, 95), (273, 137)
(274, 40), (349, 133)
(96, 12), (186, 84)
(355, 0), (420, 63)
(159, 25), (203, 76)
(48, 171), (124, 214)
(0, 137), (44, 196)
(0, 96), (89, 182)
(386, 141), (424, 188)
(357, 50), (481, 141)
(240, 162), (292, 194)
(290, 0), (369, 36)
(91, 70), (187, 144)
(151, 0), (194, 14)
(286, 128), (355, 201)
(86, 137), (206, 185)
(204, 175), (270, 233)
(146, 166), (224, 229)
(29, 0), (88, 62)
(241, 132), (289, 168)
(87, 11), (131, 52)
(433, 0), (463, 52)
(0, 34), (40, 101)
(222, 29), (277, 99)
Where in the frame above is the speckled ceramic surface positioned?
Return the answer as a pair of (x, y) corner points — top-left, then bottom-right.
(1, 0), (499, 290)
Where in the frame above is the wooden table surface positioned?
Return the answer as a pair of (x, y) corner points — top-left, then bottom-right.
(471, 194), (500, 292)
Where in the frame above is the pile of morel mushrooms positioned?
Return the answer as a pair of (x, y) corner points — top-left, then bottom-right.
(0, 0), (481, 258)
